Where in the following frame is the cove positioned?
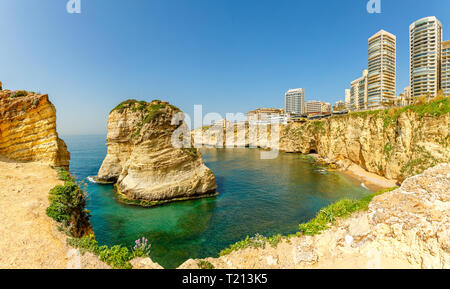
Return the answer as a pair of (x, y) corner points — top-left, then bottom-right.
(64, 134), (372, 268)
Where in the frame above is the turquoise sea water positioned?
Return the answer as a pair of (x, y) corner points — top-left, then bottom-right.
(63, 134), (372, 268)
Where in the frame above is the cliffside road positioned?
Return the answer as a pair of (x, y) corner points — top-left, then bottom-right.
(0, 159), (108, 269)
(180, 164), (450, 269)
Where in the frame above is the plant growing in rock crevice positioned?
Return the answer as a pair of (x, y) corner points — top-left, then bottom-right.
(197, 260), (215, 269)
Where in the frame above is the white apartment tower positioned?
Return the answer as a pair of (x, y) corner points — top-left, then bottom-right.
(442, 40), (450, 96)
(410, 16), (443, 100)
(368, 30), (397, 109)
(350, 69), (369, 111)
(285, 88), (305, 115)
(345, 89), (351, 107)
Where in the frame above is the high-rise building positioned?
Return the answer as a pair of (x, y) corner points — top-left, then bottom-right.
(410, 16), (443, 100)
(442, 40), (450, 96)
(345, 89), (351, 107)
(285, 88), (305, 115)
(368, 30), (397, 109)
(350, 69), (368, 111)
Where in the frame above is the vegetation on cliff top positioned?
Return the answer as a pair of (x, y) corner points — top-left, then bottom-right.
(112, 99), (180, 115)
(219, 187), (397, 256)
(348, 97), (449, 127)
(111, 99), (182, 139)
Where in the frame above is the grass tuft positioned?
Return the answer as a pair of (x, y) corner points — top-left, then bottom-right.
(299, 187), (397, 236)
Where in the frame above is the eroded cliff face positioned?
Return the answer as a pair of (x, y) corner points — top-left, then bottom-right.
(194, 102), (449, 182)
(280, 108), (449, 182)
(0, 90), (70, 167)
(179, 163), (450, 269)
(97, 100), (217, 205)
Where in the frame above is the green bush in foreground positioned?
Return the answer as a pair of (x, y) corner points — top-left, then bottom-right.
(219, 187), (398, 256)
(67, 235), (150, 269)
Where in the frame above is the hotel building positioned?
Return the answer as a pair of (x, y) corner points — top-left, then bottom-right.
(368, 30), (397, 109)
(443, 40), (450, 96)
(305, 101), (331, 114)
(285, 88), (305, 115)
(410, 16), (443, 100)
(350, 69), (368, 111)
(247, 108), (285, 123)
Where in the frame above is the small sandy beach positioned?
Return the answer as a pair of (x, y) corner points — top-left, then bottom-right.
(340, 164), (398, 191)
(307, 154), (398, 191)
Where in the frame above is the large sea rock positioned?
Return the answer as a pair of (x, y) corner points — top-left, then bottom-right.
(97, 100), (217, 205)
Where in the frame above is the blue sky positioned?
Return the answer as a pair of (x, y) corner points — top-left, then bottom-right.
(0, 0), (449, 134)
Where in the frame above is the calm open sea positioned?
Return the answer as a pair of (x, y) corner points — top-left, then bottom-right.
(63, 134), (371, 268)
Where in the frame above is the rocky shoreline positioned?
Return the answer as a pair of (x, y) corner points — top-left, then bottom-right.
(193, 99), (449, 184)
(1, 90), (448, 269)
(179, 164), (450, 269)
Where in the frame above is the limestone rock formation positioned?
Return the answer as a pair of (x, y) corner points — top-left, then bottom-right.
(0, 89), (70, 167)
(179, 163), (450, 269)
(280, 105), (450, 181)
(97, 100), (217, 205)
(193, 100), (450, 182)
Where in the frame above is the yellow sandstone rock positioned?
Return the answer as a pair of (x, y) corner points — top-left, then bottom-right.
(0, 90), (70, 167)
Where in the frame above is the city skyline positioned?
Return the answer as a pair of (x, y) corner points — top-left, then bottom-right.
(1, 1), (450, 134)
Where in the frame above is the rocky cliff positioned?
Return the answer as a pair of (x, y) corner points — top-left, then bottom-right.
(280, 100), (449, 182)
(179, 163), (450, 269)
(97, 100), (217, 206)
(194, 99), (450, 182)
(0, 89), (70, 167)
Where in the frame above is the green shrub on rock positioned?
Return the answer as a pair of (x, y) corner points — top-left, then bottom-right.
(67, 235), (151, 269)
